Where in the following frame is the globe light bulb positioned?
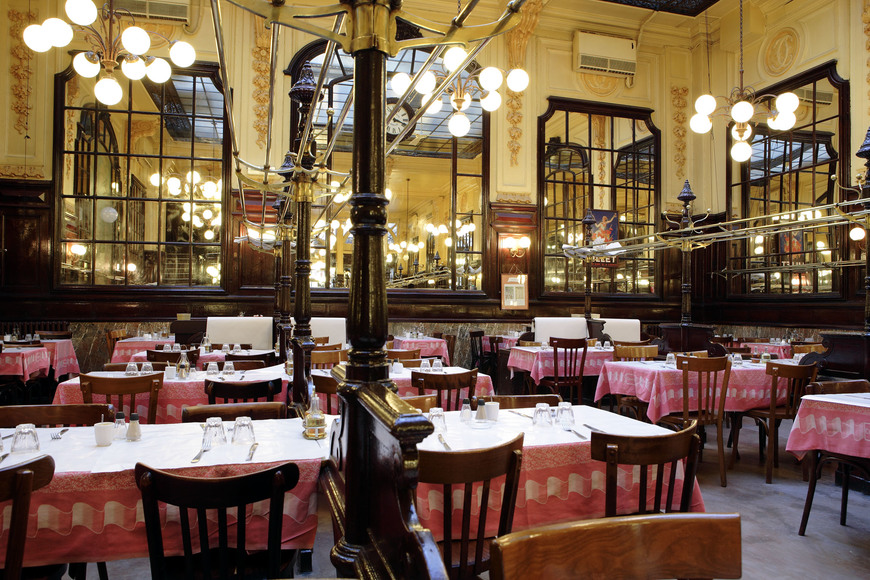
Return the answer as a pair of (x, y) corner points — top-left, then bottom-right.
(100, 206), (119, 223)
(121, 26), (151, 55)
(480, 90), (502, 112)
(146, 58), (171, 83)
(169, 41), (196, 68)
(506, 68), (530, 92)
(694, 94), (717, 115)
(167, 177), (182, 195)
(689, 113), (712, 134)
(385, 188), (392, 200)
(121, 57), (147, 80)
(94, 75), (123, 105)
(425, 95), (443, 115)
(73, 52), (101, 78)
(201, 181), (218, 197)
(450, 91), (472, 112)
(730, 100), (755, 123)
(775, 92), (799, 113)
(850, 226), (866, 241)
(448, 112), (471, 137)
(150, 173), (161, 186)
(479, 67), (503, 92)
(730, 140), (753, 162)
(65, 0), (98, 26)
(731, 123), (752, 142)
(775, 111), (796, 131)
(186, 170), (201, 184)
(416, 71), (436, 94)
(23, 24), (51, 53)
(390, 72), (411, 96)
(443, 46), (468, 72)
(42, 18), (73, 48)
(204, 230), (215, 240)
(766, 114), (782, 131)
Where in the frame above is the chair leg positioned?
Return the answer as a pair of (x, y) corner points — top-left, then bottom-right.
(717, 421), (727, 487)
(97, 561), (109, 580)
(840, 464), (852, 526)
(798, 451), (820, 536)
(729, 415), (742, 468)
(765, 419), (775, 484)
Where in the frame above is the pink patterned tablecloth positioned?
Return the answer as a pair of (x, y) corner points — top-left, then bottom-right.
(741, 342), (792, 359)
(786, 393), (870, 460)
(42, 339), (80, 377)
(507, 346), (614, 384)
(392, 337), (450, 365)
(111, 338), (174, 363)
(416, 406), (704, 539)
(595, 360), (788, 423)
(0, 347), (51, 380)
(130, 348), (274, 370)
(483, 336), (520, 353)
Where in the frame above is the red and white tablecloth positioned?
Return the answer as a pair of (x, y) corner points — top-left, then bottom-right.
(741, 342), (792, 359)
(595, 360), (789, 424)
(0, 420), (326, 567)
(111, 338), (174, 363)
(130, 348), (274, 370)
(392, 337), (450, 365)
(42, 339), (80, 377)
(0, 347), (51, 380)
(416, 405), (704, 539)
(787, 392), (870, 461)
(54, 367), (290, 424)
(483, 335), (520, 353)
(507, 346), (614, 384)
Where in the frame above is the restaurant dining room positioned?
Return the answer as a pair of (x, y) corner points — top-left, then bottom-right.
(1, 0), (869, 578)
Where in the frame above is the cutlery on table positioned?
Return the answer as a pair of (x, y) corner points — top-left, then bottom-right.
(50, 428), (70, 440)
(0, 453), (8, 465)
(191, 444), (210, 463)
(437, 434), (452, 451)
(568, 429), (587, 440)
(583, 423), (605, 434)
(509, 410), (533, 419)
(1, 433), (13, 440)
(245, 442), (259, 461)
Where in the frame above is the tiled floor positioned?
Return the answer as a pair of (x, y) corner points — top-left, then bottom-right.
(63, 418), (870, 579)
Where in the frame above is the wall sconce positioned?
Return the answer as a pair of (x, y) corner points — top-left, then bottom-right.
(503, 235), (531, 258)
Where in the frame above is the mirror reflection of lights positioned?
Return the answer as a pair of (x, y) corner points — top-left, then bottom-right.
(70, 243), (87, 256)
(850, 226), (866, 241)
(503, 235), (531, 258)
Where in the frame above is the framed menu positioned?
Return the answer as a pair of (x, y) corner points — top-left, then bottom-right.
(501, 274), (528, 310)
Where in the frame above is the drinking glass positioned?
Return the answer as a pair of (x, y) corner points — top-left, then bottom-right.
(603, 340), (612, 349)
(206, 362), (219, 376)
(428, 407), (446, 432)
(232, 416), (256, 445)
(665, 353), (676, 368)
(11, 423), (39, 453)
(172, 343), (181, 352)
(556, 401), (575, 429)
(731, 353), (743, 367)
(221, 344), (231, 353)
(419, 359), (431, 372)
(141, 362), (154, 375)
(232, 344), (242, 353)
(223, 361), (236, 376)
(794, 354), (803, 362)
(24, 334), (32, 342)
(163, 344), (172, 352)
(125, 362), (139, 376)
(33, 333), (40, 341)
(532, 403), (553, 428)
(202, 417), (227, 447)
(392, 361), (404, 374)
(431, 359), (443, 372)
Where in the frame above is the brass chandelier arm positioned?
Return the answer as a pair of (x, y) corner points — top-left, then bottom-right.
(715, 260), (864, 279)
(223, 0), (350, 49)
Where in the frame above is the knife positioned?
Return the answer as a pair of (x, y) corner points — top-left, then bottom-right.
(0, 453), (9, 464)
(437, 434), (452, 451)
(245, 442), (259, 461)
(583, 423), (606, 434)
(509, 410), (533, 419)
(569, 429), (588, 440)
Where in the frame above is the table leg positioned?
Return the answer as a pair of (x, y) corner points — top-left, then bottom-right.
(298, 548), (313, 574)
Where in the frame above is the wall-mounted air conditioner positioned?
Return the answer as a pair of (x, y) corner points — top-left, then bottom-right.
(573, 31), (637, 77)
(793, 88), (833, 106)
(115, 0), (191, 23)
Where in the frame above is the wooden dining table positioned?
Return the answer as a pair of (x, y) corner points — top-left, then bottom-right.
(507, 345), (614, 384)
(787, 392), (870, 461)
(129, 347), (276, 370)
(110, 337), (174, 363)
(0, 419), (327, 568)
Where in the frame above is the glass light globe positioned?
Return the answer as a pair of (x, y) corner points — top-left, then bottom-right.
(169, 41), (196, 67)
(850, 226), (866, 241)
(43, 18), (73, 48)
(438, 224), (448, 234)
(186, 170), (201, 184)
(766, 114), (782, 131)
(167, 176), (182, 195)
(480, 90), (502, 112)
(121, 26), (151, 55)
(424, 95), (443, 115)
(94, 75), (123, 105)
(73, 52), (101, 78)
(121, 57), (147, 80)
(181, 212), (191, 222)
(416, 71), (436, 94)
(201, 181), (217, 197)
(506, 68), (530, 92)
(443, 46), (468, 72)
(730, 100), (755, 123)
(731, 123), (752, 142)
(65, 0), (98, 25)
(203, 209), (214, 220)
(689, 113), (712, 134)
(204, 230), (215, 240)
(23, 24), (51, 53)
(775, 92), (799, 113)
(450, 91), (472, 112)
(730, 140), (753, 162)
(385, 188), (392, 200)
(694, 94), (717, 115)
(146, 58), (171, 83)
(150, 173), (161, 186)
(390, 72), (411, 96)
(775, 111), (796, 131)
(99, 206), (119, 223)
(479, 67), (503, 91)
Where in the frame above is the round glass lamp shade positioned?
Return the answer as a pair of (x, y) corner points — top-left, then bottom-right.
(145, 58), (172, 83)
(121, 57), (147, 80)
(149, 173), (161, 186)
(694, 94), (717, 115)
(775, 92), (800, 113)
(689, 113), (712, 134)
(416, 71), (436, 95)
(443, 46), (468, 72)
(42, 18), (73, 48)
(448, 112), (471, 137)
(730, 140), (753, 162)
(480, 90), (502, 112)
(506, 68), (529, 92)
(23, 24), (51, 53)
(450, 92), (472, 112)
(730, 100), (755, 123)
(479, 67), (503, 91)
(390, 72), (411, 96)
(65, 0), (97, 25)
(167, 177), (182, 195)
(850, 226), (866, 241)
(94, 75), (123, 105)
(121, 26), (151, 55)
(99, 206), (119, 223)
(425, 95), (443, 115)
(774, 111), (796, 131)
(731, 123), (752, 142)
(169, 41), (196, 68)
(73, 52), (101, 78)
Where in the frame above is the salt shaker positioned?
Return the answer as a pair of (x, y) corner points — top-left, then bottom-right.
(126, 413), (142, 441)
(113, 411), (127, 440)
(460, 398), (472, 423)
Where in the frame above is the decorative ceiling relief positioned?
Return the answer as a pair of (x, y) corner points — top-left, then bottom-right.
(580, 73), (620, 97)
(763, 28), (799, 77)
(251, 25), (272, 150)
(671, 85), (688, 179)
(505, 0), (543, 167)
(9, 9), (36, 136)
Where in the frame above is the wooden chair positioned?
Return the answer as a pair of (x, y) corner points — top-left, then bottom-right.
(737, 337), (766, 343)
(613, 339), (652, 347)
(673, 355), (731, 487)
(104, 361), (169, 372)
(398, 358), (426, 368)
(412, 369), (478, 411)
(214, 360), (266, 371)
(204, 378), (282, 404)
(311, 349), (343, 369)
(710, 334), (734, 345)
(471, 394), (562, 410)
(676, 350), (709, 358)
(146, 349), (201, 368)
(313, 373), (340, 414)
(226, 351), (279, 366)
(313, 336), (329, 344)
(611, 344), (660, 419)
(793, 343), (826, 355)
(730, 362), (818, 483)
(469, 330), (486, 371)
(79, 373), (164, 424)
(538, 338), (587, 404)
(181, 402), (289, 423)
(727, 346), (753, 355)
(417, 433), (524, 579)
(313, 342), (343, 351)
(387, 348), (421, 360)
(0, 403), (113, 428)
(799, 379), (870, 536)
(516, 340), (541, 347)
(443, 334), (456, 366)
(400, 394), (437, 413)
(489, 513), (742, 580)
(210, 343), (253, 351)
(35, 330), (73, 339)
(106, 329), (129, 353)
(431, 332), (443, 339)
(135, 461), (301, 580)
(591, 420), (700, 517)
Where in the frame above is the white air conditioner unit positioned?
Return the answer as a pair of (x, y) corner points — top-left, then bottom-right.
(793, 88), (833, 106)
(573, 31), (637, 77)
(115, 0), (190, 23)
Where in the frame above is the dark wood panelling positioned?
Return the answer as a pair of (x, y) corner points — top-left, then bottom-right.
(0, 180), (51, 294)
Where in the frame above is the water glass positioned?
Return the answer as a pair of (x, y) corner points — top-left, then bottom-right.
(232, 416), (256, 445)
(24, 334), (32, 342)
(232, 344), (242, 353)
(206, 362), (220, 376)
(432, 358), (443, 372)
(603, 340), (612, 349)
(731, 353), (743, 367)
(223, 361), (236, 376)
(172, 343), (181, 352)
(419, 359), (431, 372)
(163, 343), (172, 352)
(794, 354), (803, 362)
(11, 423), (39, 453)
(33, 333), (40, 341)
(125, 362), (139, 376)
(532, 403), (553, 428)
(141, 362), (154, 374)
(221, 344), (231, 353)
(203, 417), (227, 448)
(428, 407), (446, 432)
(556, 401), (575, 429)
(392, 361), (404, 374)
(665, 352), (676, 368)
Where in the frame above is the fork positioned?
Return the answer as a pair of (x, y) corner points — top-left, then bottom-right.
(50, 428), (69, 440)
(191, 440), (211, 463)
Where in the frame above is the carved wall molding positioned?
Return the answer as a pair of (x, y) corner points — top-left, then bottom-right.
(591, 115), (606, 207)
(671, 85), (688, 180)
(0, 164), (45, 179)
(251, 25), (272, 150)
(495, 191), (534, 204)
(865, 1), (870, 116)
(65, 76), (80, 178)
(580, 73), (620, 97)
(130, 118), (160, 149)
(8, 10), (36, 136)
(505, 0), (543, 167)
(763, 27), (799, 77)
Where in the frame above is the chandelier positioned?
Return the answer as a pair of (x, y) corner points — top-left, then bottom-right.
(689, 0), (798, 162)
(22, 0), (196, 106)
(149, 170), (221, 199)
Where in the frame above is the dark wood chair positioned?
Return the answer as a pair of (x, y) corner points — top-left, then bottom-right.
(387, 348), (421, 360)
(311, 349), (342, 369)
(798, 379), (870, 535)
(443, 334), (456, 366)
(400, 394), (437, 413)
(146, 349), (201, 368)
(215, 360), (266, 371)
(79, 373), (164, 424)
(226, 352), (279, 366)
(412, 369), (478, 411)
(312, 373), (340, 414)
(590, 420), (700, 517)
(489, 513), (742, 580)
(210, 343), (253, 351)
(471, 394), (562, 410)
(727, 346), (753, 355)
(538, 337), (587, 405)
(204, 378), (283, 404)
(730, 362), (818, 483)
(181, 402), (289, 423)
(0, 403), (113, 428)
(469, 330), (485, 371)
(105, 329), (130, 353)
(418, 433), (524, 580)
(104, 361), (169, 372)
(610, 344), (659, 419)
(135, 461), (301, 580)
(34, 330), (73, 340)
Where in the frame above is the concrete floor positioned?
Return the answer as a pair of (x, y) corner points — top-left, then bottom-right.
(64, 418), (870, 579)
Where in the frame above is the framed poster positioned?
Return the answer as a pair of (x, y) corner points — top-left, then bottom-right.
(501, 273), (528, 310)
(779, 231), (804, 255)
(590, 209), (619, 267)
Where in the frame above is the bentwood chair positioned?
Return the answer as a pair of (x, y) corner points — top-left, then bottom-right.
(612, 339), (652, 347)
(312, 373), (340, 414)
(538, 337), (587, 404)
(135, 461), (300, 579)
(443, 334), (457, 367)
(313, 336), (330, 345)
(469, 330), (486, 372)
(400, 394), (438, 413)
(311, 349), (343, 370)
(591, 420), (700, 517)
(418, 433), (524, 580)
(34, 330), (73, 340)
(730, 362), (818, 483)
(181, 402), (289, 423)
(312, 342), (343, 351)
(204, 378), (283, 404)
(412, 369), (478, 411)
(79, 373), (164, 424)
(104, 361), (169, 372)
(471, 394), (562, 410)
(793, 343), (826, 355)
(798, 379), (870, 535)
(489, 513), (742, 580)
(0, 403), (113, 429)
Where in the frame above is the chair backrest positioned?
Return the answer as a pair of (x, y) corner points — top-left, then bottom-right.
(204, 378), (282, 404)
(225, 351), (278, 366)
(35, 329), (73, 339)
(517, 340), (541, 347)
(806, 379), (870, 395)
(469, 330), (485, 368)
(216, 360), (266, 371)
(727, 346), (753, 355)
(549, 337), (588, 385)
(311, 349), (343, 369)
(431, 332), (443, 339)
(613, 344), (659, 361)
(400, 395), (437, 412)
(710, 335), (734, 344)
(738, 337), (766, 343)
(590, 420), (700, 517)
(146, 349), (201, 368)
(106, 329), (129, 352)
(676, 350), (709, 358)
(399, 358), (426, 368)
(104, 361), (169, 372)
(517, 331), (535, 342)
(312, 373), (340, 414)
(489, 513), (742, 580)
(387, 348), (421, 360)
(412, 369), (478, 411)
(181, 402), (288, 423)
(210, 343), (253, 350)
(313, 336), (329, 344)
(418, 433), (524, 579)
(472, 394), (562, 410)
(313, 342), (343, 351)
(135, 461), (300, 580)
(676, 355), (731, 425)
(765, 362), (818, 418)
(613, 339), (651, 346)
(488, 336), (504, 353)
(0, 455), (56, 579)
(0, 403), (114, 428)
(79, 373), (164, 424)
(794, 343), (826, 354)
